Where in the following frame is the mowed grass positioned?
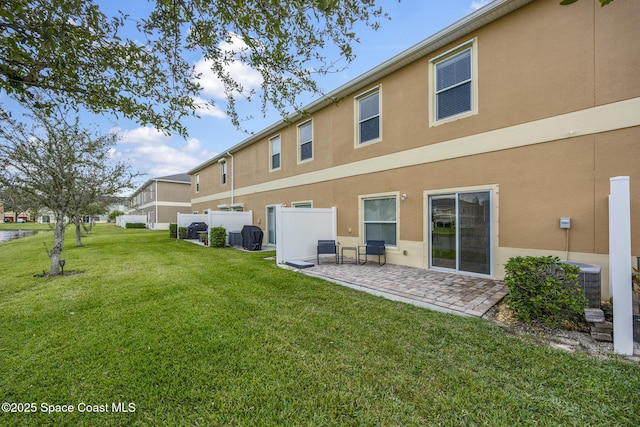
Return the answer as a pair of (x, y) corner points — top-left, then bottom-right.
(0, 225), (638, 426)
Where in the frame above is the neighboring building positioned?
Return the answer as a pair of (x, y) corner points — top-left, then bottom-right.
(188, 0), (640, 298)
(129, 174), (191, 230)
(2, 210), (31, 223)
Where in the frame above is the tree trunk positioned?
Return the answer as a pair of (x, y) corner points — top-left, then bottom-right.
(75, 218), (83, 246)
(49, 214), (65, 275)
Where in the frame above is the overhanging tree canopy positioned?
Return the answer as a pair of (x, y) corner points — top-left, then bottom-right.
(0, 0), (388, 135)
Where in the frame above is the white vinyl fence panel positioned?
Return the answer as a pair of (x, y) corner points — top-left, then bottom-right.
(275, 206), (337, 264)
(208, 210), (253, 233)
(176, 213), (208, 229)
(176, 211), (253, 245)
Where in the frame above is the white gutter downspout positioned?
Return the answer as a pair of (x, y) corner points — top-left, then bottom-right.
(227, 151), (234, 205)
(154, 180), (159, 230)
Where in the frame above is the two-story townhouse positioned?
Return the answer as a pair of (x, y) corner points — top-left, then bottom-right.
(188, 0), (640, 297)
(129, 173), (192, 229)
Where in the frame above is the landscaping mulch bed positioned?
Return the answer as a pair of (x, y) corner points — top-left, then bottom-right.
(484, 301), (640, 362)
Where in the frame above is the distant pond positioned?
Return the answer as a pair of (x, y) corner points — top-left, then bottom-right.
(0, 229), (49, 243)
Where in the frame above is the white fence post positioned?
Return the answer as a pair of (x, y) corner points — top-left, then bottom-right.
(275, 205), (284, 264)
(609, 176), (633, 355)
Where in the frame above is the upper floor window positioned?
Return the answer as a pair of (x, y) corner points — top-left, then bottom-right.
(270, 135), (281, 171)
(430, 39), (477, 125)
(195, 174), (200, 193)
(298, 120), (313, 162)
(356, 87), (381, 145)
(221, 161), (227, 185)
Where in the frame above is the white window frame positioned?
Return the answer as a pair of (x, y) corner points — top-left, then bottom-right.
(429, 38), (478, 127)
(360, 193), (399, 247)
(221, 161), (227, 185)
(297, 120), (313, 163)
(195, 174), (200, 193)
(269, 134), (281, 171)
(355, 86), (382, 147)
(424, 184), (497, 278)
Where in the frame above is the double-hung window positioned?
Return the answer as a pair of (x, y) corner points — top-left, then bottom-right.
(221, 161), (227, 184)
(431, 40), (477, 124)
(363, 196), (397, 246)
(195, 174), (200, 193)
(356, 88), (381, 145)
(270, 135), (281, 170)
(298, 120), (313, 162)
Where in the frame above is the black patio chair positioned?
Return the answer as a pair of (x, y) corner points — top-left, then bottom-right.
(317, 240), (338, 264)
(358, 240), (386, 266)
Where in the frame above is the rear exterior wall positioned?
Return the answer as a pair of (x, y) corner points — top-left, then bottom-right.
(191, 0), (640, 297)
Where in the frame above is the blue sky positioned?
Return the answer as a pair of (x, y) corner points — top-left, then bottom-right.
(1, 0), (492, 184)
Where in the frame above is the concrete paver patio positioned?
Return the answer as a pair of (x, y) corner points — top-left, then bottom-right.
(292, 259), (508, 317)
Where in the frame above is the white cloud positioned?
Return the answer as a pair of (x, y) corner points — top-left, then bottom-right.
(193, 34), (263, 100)
(112, 126), (213, 178)
(183, 138), (202, 153)
(116, 126), (171, 145)
(470, 0), (492, 11)
(193, 96), (227, 119)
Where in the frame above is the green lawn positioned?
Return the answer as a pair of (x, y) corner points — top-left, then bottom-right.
(1, 225), (638, 426)
(0, 222), (55, 231)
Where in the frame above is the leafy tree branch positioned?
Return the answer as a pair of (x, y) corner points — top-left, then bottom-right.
(1, 0), (390, 136)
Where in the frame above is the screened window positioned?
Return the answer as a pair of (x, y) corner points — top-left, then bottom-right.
(363, 196), (397, 246)
(221, 162), (227, 184)
(195, 174), (200, 192)
(435, 48), (472, 121)
(298, 121), (313, 162)
(357, 89), (380, 144)
(270, 135), (281, 170)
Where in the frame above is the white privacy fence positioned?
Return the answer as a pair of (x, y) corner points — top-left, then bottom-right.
(275, 206), (337, 264)
(208, 211), (253, 234)
(176, 211), (253, 246)
(176, 213), (208, 229)
(116, 215), (146, 228)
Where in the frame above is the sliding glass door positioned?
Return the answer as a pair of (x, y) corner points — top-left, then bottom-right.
(429, 191), (491, 275)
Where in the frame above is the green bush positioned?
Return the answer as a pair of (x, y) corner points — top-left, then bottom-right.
(210, 227), (227, 248)
(125, 222), (146, 229)
(108, 211), (125, 221)
(169, 223), (177, 238)
(178, 227), (187, 239)
(504, 256), (586, 327)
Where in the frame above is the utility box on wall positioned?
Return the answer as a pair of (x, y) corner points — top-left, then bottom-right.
(560, 217), (571, 229)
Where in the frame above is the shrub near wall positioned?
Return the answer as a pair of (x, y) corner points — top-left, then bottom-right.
(178, 227), (187, 239)
(169, 223), (177, 238)
(210, 227), (226, 248)
(504, 256), (585, 327)
(125, 223), (146, 229)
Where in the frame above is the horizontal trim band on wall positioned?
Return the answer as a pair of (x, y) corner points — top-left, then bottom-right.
(192, 97), (640, 205)
(134, 201), (192, 210)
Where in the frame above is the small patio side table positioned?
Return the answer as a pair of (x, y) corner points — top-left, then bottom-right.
(340, 246), (358, 264)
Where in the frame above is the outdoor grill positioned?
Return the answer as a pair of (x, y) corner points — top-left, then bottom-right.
(241, 225), (263, 251)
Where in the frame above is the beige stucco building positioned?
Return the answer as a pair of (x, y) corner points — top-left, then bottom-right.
(129, 174), (191, 230)
(188, 0), (639, 297)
